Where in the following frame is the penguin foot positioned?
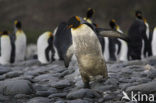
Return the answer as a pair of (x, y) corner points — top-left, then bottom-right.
(84, 82), (90, 88)
(64, 61), (69, 68)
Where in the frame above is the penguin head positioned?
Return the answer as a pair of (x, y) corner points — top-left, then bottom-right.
(135, 10), (143, 19)
(109, 19), (117, 29)
(14, 20), (22, 29)
(2, 30), (9, 35)
(86, 8), (95, 19)
(67, 16), (81, 29)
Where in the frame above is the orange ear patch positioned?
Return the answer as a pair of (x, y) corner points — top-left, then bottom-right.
(14, 20), (18, 25)
(112, 19), (116, 23)
(75, 16), (80, 22)
(143, 18), (147, 23)
(49, 32), (53, 37)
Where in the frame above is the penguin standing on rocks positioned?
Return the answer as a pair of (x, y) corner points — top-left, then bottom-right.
(83, 8), (104, 53)
(0, 31), (13, 65)
(67, 16), (126, 88)
(53, 22), (73, 67)
(37, 31), (55, 64)
(152, 27), (156, 56)
(14, 20), (27, 62)
(109, 19), (128, 61)
(108, 19), (121, 61)
(127, 11), (147, 60)
(143, 18), (152, 57)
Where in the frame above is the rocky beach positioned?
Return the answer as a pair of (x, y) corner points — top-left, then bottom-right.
(0, 56), (156, 103)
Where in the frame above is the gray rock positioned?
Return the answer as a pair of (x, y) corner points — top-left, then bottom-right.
(126, 80), (156, 93)
(34, 73), (59, 82)
(36, 91), (53, 97)
(51, 80), (71, 89)
(0, 94), (9, 102)
(103, 94), (115, 101)
(55, 101), (65, 103)
(14, 94), (31, 99)
(33, 84), (49, 91)
(0, 75), (5, 80)
(95, 85), (115, 91)
(67, 89), (101, 99)
(4, 71), (23, 78)
(67, 99), (89, 103)
(25, 68), (48, 77)
(0, 79), (33, 95)
(119, 83), (133, 90)
(27, 97), (50, 103)
(147, 69), (156, 79)
(48, 93), (67, 98)
(0, 67), (11, 75)
(104, 78), (119, 86)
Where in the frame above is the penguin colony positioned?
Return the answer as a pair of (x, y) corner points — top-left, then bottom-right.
(0, 9), (156, 88)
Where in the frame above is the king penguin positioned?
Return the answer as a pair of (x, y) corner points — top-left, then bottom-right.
(83, 8), (95, 24)
(37, 31), (55, 64)
(152, 27), (156, 56)
(143, 18), (152, 57)
(127, 11), (147, 60)
(0, 31), (12, 65)
(83, 8), (104, 53)
(67, 16), (108, 88)
(53, 22), (73, 67)
(109, 19), (128, 61)
(14, 20), (27, 62)
(67, 16), (126, 88)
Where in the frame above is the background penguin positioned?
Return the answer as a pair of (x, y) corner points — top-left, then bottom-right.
(127, 11), (147, 60)
(152, 27), (156, 56)
(83, 8), (95, 24)
(0, 31), (12, 65)
(14, 20), (27, 62)
(143, 18), (152, 57)
(109, 19), (128, 61)
(107, 19), (121, 61)
(53, 22), (73, 67)
(68, 16), (108, 88)
(83, 8), (104, 53)
(37, 31), (55, 64)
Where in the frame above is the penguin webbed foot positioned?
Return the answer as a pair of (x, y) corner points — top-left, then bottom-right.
(84, 82), (90, 88)
(64, 61), (69, 68)
(51, 57), (55, 62)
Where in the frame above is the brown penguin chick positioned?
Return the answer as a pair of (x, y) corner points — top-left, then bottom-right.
(67, 16), (108, 88)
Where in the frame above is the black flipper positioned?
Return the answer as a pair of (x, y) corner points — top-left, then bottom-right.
(9, 33), (16, 63)
(45, 36), (55, 62)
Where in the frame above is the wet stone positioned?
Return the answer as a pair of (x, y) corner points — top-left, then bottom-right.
(67, 89), (101, 99)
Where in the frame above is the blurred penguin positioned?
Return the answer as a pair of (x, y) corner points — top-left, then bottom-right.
(14, 20), (27, 62)
(127, 11), (147, 60)
(152, 27), (156, 56)
(84, 8), (104, 53)
(83, 8), (95, 24)
(0, 31), (14, 65)
(142, 18), (152, 57)
(37, 31), (55, 64)
(109, 19), (128, 61)
(53, 22), (74, 67)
